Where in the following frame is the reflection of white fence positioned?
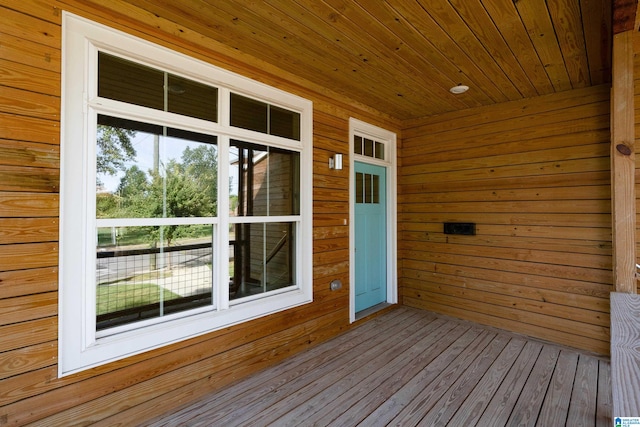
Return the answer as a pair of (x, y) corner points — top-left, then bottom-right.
(96, 242), (214, 331)
(96, 242), (213, 291)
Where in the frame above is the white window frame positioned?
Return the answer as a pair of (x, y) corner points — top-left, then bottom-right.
(59, 13), (313, 376)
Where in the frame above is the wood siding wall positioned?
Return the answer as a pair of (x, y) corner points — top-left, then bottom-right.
(399, 85), (612, 356)
(0, 1), (399, 425)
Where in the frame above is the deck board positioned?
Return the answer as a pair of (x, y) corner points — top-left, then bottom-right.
(596, 360), (612, 426)
(237, 311), (436, 426)
(148, 307), (612, 427)
(536, 350), (577, 426)
(610, 292), (640, 417)
(317, 322), (467, 426)
(413, 333), (511, 426)
(567, 355), (599, 426)
(506, 345), (560, 426)
(296, 319), (459, 426)
(475, 340), (544, 427)
(446, 337), (526, 426)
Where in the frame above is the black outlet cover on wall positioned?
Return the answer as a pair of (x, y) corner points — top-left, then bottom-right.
(443, 222), (476, 235)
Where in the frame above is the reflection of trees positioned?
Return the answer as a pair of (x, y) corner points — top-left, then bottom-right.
(146, 160), (213, 248)
(97, 138), (218, 253)
(96, 125), (136, 178)
(182, 145), (217, 208)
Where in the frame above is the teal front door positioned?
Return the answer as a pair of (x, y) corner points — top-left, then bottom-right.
(355, 161), (387, 312)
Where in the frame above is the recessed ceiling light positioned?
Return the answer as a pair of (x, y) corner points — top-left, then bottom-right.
(449, 85), (469, 94)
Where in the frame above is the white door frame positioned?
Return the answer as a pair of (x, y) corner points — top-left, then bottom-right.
(349, 118), (398, 322)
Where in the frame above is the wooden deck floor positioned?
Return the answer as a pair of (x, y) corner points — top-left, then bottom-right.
(148, 307), (612, 426)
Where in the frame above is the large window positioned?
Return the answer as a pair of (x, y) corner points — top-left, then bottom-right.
(60, 14), (312, 376)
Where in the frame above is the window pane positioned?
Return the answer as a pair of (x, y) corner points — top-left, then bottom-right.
(364, 138), (374, 157)
(364, 173), (373, 203)
(230, 93), (268, 133)
(98, 52), (218, 123)
(270, 105), (300, 140)
(167, 74), (218, 122)
(230, 140), (300, 216)
(354, 136), (363, 155)
(230, 93), (300, 140)
(99, 52), (164, 110)
(265, 222), (296, 290)
(375, 141), (385, 160)
(373, 174), (380, 204)
(96, 225), (214, 330)
(96, 115), (218, 219)
(229, 222), (295, 300)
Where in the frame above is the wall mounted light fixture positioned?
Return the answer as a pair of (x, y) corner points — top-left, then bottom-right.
(329, 153), (343, 170)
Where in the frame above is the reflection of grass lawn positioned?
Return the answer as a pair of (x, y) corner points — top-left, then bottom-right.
(97, 283), (181, 315)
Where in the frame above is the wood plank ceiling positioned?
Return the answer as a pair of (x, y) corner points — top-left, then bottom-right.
(113, 0), (612, 121)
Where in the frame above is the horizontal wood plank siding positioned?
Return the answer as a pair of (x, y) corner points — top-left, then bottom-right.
(0, 3), (63, 426)
(0, 1), (399, 425)
(399, 85), (612, 355)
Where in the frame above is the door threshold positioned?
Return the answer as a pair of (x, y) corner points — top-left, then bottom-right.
(355, 302), (393, 321)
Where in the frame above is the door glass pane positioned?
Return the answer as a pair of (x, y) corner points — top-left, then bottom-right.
(364, 173), (372, 203)
(373, 174), (380, 204)
(356, 172), (363, 204)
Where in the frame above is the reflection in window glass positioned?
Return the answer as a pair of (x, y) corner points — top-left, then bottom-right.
(229, 140), (300, 217)
(98, 52), (218, 122)
(270, 105), (300, 140)
(364, 138), (374, 157)
(373, 174), (380, 204)
(99, 52), (164, 110)
(375, 141), (385, 160)
(230, 93), (301, 140)
(96, 115), (218, 219)
(354, 136), (363, 155)
(229, 222), (295, 300)
(96, 225), (214, 330)
(355, 172), (381, 205)
(230, 93), (268, 134)
(167, 74), (218, 122)
(354, 135), (385, 161)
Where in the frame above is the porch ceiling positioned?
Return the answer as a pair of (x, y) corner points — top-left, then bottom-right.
(110, 0), (612, 120)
